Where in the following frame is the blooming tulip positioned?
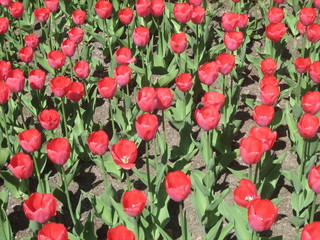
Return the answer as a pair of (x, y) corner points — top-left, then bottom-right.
(165, 171), (191, 202)
(72, 9), (86, 25)
(0, 17), (9, 34)
(156, 88), (174, 110)
(133, 26), (150, 47)
(18, 47), (34, 64)
(5, 69), (25, 93)
(0, 81), (10, 104)
(8, 153), (34, 179)
(260, 58), (277, 76)
(24, 34), (39, 49)
(150, 0), (165, 17)
(135, 0), (150, 17)
(297, 113), (319, 139)
(9, 1), (24, 18)
(136, 87), (157, 112)
(300, 7), (317, 26)
(294, 57), (311, 74)
(170, 32), (187, 54)
(202, 91), (225, 110)
(122, 190), (147, 217)
(74, 60), (90, 79)
(18, 129), (42, 153)
(66, 82), (84, 102)
(249, 126), (277, 151)
(195, 106), (221, 131)
(252, 105), (275, 126)
(87, 130), (109, 155)
(95, 0), (112, 19)
(111, 139), (138, 170)
(301, 222), (320, 240)
(268, 7), (284, 23)
(46, 138), (71, 165)
(135, 114), (159, 141)
(115, 47), (136, 65)
(234, 179), (259, 208)
(97, 77), (117, 99)
(198, 61), (219, 85)
(173, 3), (193, 24)
(118, 8), (134, 25)
(47, 51), (66, 69)
(308, 166), (320, 194)
(50, 76), (71, 97)
(266, 22), (286, 42)
(38, 222), (68, 240)
(38, 109), (60, 130)
(224, 31), (244, 51)
(216, 53), (235, 75)
(239, 136), (264, 165)
(175, 73), (193, 92)
(107, 225), (136, 240)
(301, 91), (320, 115)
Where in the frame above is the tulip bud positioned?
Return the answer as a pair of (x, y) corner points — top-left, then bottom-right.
(198, 61), (219, 85)
(307, 23), (320, 43)
(9, 1), (24, 18)
(260, 84), (280, 106)
(202, 91), (225, 110)
(66, 82), (84, 102)
(240, 136), (264, 165)
(68, 27), (85, 44)
(234, 179), (259, 208)
(301, 222), (320, 240)
(0, 81), (10, 104)
(72, 9), (86, 25)
(297, 113), (319, 139)
(150, 0), (165, 17)
(61, 39), (76, 57)
(301, 91), (320, 115)
(24, 34), (39, 49)
(260, 58), (277, 76)
(111, 139), (138, 170)
(173, 3), (193, 24)
(18, 47), (34, 63)
(44, 0), (59, 12)
(115, 47), (136, 65)
(294, 57), (311, 74)
(310, 61), (320, 84)
(308, 166), (320, 194)
(156, 88), (174, 110)
(8, 153), (34, 179)
(216, 52), (235, 75)
(133, 26), (150, 47)
(46, 138), (71, 165)
(87, 130), (109, 155)
(268, 7), (284, 23)
(135, 113), (159, 141)
(38, 109), (60, 130)
(175, 73), (193, 92)
(0, 17), (9, 34)
(34, 7), (50, 22)
(47, 50), (66, 69)
(107, 225), (136, 240)
(136, 87), (157, 112)
(252, 105), (275, 126)
(74, 60), (90, 79)
(95, 0), (112, 19)
(118, 8), (134, 25)
(97, 77), (117, 99)
(195, 106), (221, 130)
(38, 222), (68, 240)
(266, 22), (287, 42)
(165, 171), (191, 202)
(122, 190), (147, 217)
(299, 7), (317, 26)
(5, 68), (25, 93)
(224, 31), (244, 51)
(170, 32), (188, 54)
(50, 76), (71, 97)
(135, 0), (150, 17)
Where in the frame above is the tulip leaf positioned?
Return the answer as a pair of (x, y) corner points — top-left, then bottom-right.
(0, 207), (13, 240)
(0, 148), (10, 169)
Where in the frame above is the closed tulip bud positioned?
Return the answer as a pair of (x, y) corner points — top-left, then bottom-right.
(68, 27), (85, 44)
(224, 31), (244, 51)
(133, 26), (150, 47)
(87, 130), (109, 155)
(237, 14), (248, 28)
(297, 113), (319, 139)
(268, 7), (284, 23)
(301, 91), (320, 115)
(72, 9), (86, 25)
(310, 61), (320, 84)
(260, 58), (277, 76)
(198, 61), (219, 85)
(195, 106), (221, 130)
(165, 171), (191, 202)
(44, 0), (59, 12)
(0, 81), (10, 104)
(135, 114), (159, 141)
(48, 50), (66, 69)
(38, 109), (60, 130)
(114, 65), (132, 87)
(115, 47), (136, 65)
(0, 60), (11, 80)
(18, 47), (34, 63)
(216, 52), (235, 75)
(8, 153), (34, 179)
(24, 34), (39, 49)
(107, 225), (136, 240)
(46, 138), (70, 165)
(122, 190), (147, 217)
(170, 32), (187, 54)
(111, 139), (138, 170)
(308, 166), (320, 194)
(315, 0), (320, 9)
(66, 82), (84, 102)
(5, 68), (25, 93)
(28, 69), (46, 90)
(175, 73), (193, 92)
(191, 6), (205, 24)
(252, 105), (275, 126)
(260, 84), (280, 106)
(0, 0), (11, 7)
(135, 0), (150, 17)
(50, 76), (71, 97)
(260, 76), (279, 89)
(61, 39), (76, 57)
(248, 199), (278, 232)
(249, 126), (277, 151)
(18, 129), (42, 153)
(297, 21), (307, 35)
(156, 88), (174, 110)
(74, 60), (90, 79)
(118, 8), (134, 25)
(38, 222), (68, 240)
(294, 57), (311, 74)
(202, 91), (225, 110)
(34, 7), (50, 22)
(240, 136), (264, 165)
(173, 3), (193, 24)
(95, 0), (112, 19)
(300, 7), (317, 26)
(188, 0), (202, 6)
(273, 0), (284, 3)
(266, 22), (287, 42)
(9, 1), (24, 18)
(234, 179), (259, 208)
(97, 77), (117, 98)
(0, 17), (9, 34)
(150, 0), (165, 17)
(222, 12), (239, 32)
(301, 222), (320, 240)
(136, 87), (157, 112)
(307, 23), (320, 43)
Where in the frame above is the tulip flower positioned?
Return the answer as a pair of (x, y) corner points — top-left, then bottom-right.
(301, 91), (320, 115)
(165, 170), (191, 202)
(50, 76), (71, 97)
(114, 65), (132, 87)
(65, 82), (84, 102)
(133, 26), (150, 47)
(175, 73), (193, 92)
(107, 225), (136, 240)
(252, 105), (275, 127)
(0, 61), (11, 81)
(18, 47), (34, 63)
(95, 0), (112, 19)
(260, 58), (277, 76)
(234, 179), (260, 208)
(115, 47), (136, 65)
(301, 222), (320, 240)
(260, 84), (280, 106)
(173, 3), (193, 24)
(72, 9), (86, 25)
(38, 109), (60, 130)
(216, 53), (235, 75)
(195, 106), (221, 131)
(308, 166), (320, 194)
(224, 31), (244, 51)
(156, 88), (174, 110)
(136, 87), (157, 112)
(135, 0), (150, 17)
(0, 0), (11, 7)
(307, 23), (320, 43)
(97, 77), (117, 99)
(61, 39), (76, 57)
(74, 60), (90, 79)
(198, 61), (219, 86)
(191, 6), (205, 24)
(34, 7), (50, 22)
(68, 27), (85, 44)
(118, 8), (134, 25)
(0, 81), (11, 104)
(266, 22), (287, 42)
(310, 61), (320, 84)
(0, 17), (9, 34)
(87, 130), (109, 155)
(135, 113), (159, 141)
(202, 91), (226, 111)
(8, 153), (34, 179)
(299, 7), (317, 26)
(38, 222), (68, 240)
(260, 76), (279, 89)
(46, 138), (70, 165)
(297, 21), (307, 35)
(44, 0), (59, 12)
(18, 129), (42, 153)
(111, 139), (138, 170)
(222, 12), (239, 32)
(122, 190), (147, 217)
(297, 113), (319, 139)
(294, 57), (311, 74)
(5, 68), (25, 93)
(170, 32), (188, 54)
(150, 0), (165, 17)
(9, 1), (24, 18)
(268, 7), (284, 23)
(237, 14), (248, 28)
(24, 34), (39, 49)
(47, 50), (66, 69)
(249, 126), (277, 151)
(188, 0), (202, 7)
(239, 136), (264, 165)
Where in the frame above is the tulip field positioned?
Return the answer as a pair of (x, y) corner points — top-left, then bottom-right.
(1, 0), (320, 239)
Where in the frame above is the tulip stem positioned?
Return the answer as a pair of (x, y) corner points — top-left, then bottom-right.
(153, 139), (158, 169)
(1, 104), (12, 156)
(162, 110), (166, 141)
(299, 140), (309, 182)
(18, 20), (23, 44)
(145, 141), (152, 194)
(108, 99), (116, 135)
(17, 93), (27, 129)
(33, 151), (44, 193)
(100, 155), (108, 190)
(60, 97), (68, 139)
(135, 216), (140, 240)
(310, 192), (317, 223)
(195, 24), (199, 69)
(69, 57), (74, 81)
(301, 34), (307, 58)
(127, 25), (131, 48)
(249, 164), (253, 182)
(253, 162), (259, 185)
(179, 202), (186, 240)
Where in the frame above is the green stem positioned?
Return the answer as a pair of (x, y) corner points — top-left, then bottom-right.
(18, 20), (23, 44)
(1, 104), (12, 156)
(162, 110), (166, 141)
(249, 164), (253, 182)
(69, 57), (74, 81)
(180, 202), (186, 240)
(153, 138), (158, 169)
(299, 140), (308, 182)
(196, 24), (199, 69)
(301, 34), (307, 58)
(108, 99), (116, 134)
(310, 192), (317, 223)
(253, 162), (259, 185)
(145, 141), (151, 190)
(125, 170), (131, 190)
(100, 155), (108, 189)
(60, 97), (68, 139)
(135, 216), (140, 240)
(33, 152), (45, 193)
(17, 93), (26, 129)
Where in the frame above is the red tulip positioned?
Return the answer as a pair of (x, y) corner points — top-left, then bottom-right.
(5, 68), (25, 93)
(165, 171), (191, 202)
(111, 139), (138, 170)
(114, 65), (132, 87)
(260, 84), (280, 106)
(72, 9), (86, 25)
(237, 14), (248, 28)
(266, 22), (286, 42)
(0, 0), (11, 7)
(136, 87), (157, 112)
(248, 199), (278, 232)
(315, 0), (320, 9)
(195, 106), (221, 131)
(201, 91), (225, 110)
(8, 153), (34, 179)
(260, 58), (277, 76)
(300, 7), (317, 26)
(133, 26), (150, 47)
(150, 0), (165, 17)
(310, 61), (320, 84)
(118, 8), (134, 25)
(308, 166), (320, 194)
(38, 109), (60, 130)
(74, 60), (90, 79)
(68, 27), (85, 44)
(18, 129), (42, 153)
(294, 57), (311, 74)
(232, 0), (240, 2)
(297, 21), (307, 35)
(268, 7), (284, 23)
(34, 7), (50, 22)
(87, 130), (109, 155)
(173, 3), (193, 24)
(135, 0), (150, 17)
(234, 179), (259, 208)
(135, 114), (159, 141)
(297, 113), (319, 139)
(0, 17), (9, 34)
(170, 32), (187, 54)
(23, 192), (57, 223)
(301, 91), (320, 115)
(18, 47), (34, 64)
(188, 0), (202, 6)
(0, 81), (10, 104)
(175, 73), (193, 92)
(50, 76), (71, 97)
(240, 136), (264, 165)
(122, 190), (147, 217)
(0, 60), (11, 81)
(44, 0), (59, 12)
(198, 61), (219, 85)
(156, 88), (174, 110)
(307, 23), (320, 43)
(47, 51), (66, 69)
(301, 222), (320, 240)
(224, 31), (244, 51)
(273, 0), (284, 3)
(61, 39), (76, 57)
(260, 76), (279, 89)
(24, 34), (39, 49)
(222, 12), (239, 32)
(46, 138), (70, 165)
(38, 222), (68, 240)
(115, 47), (136, 65)
(191, 6), (205, 24)
(249, 126), (277, 151)
(252, 105), (275, 127)
(9, 1), (24, 18)
(97, 77), (117, 99)
(95, 0), (112, 19)
(216, 52), (235, 75)
(107, 225), (136, 240)
(66, 82), (84, 102)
